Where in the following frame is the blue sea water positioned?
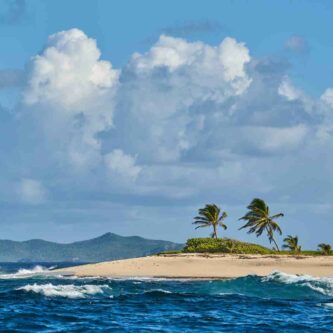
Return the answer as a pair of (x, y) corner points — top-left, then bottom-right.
(0, 263), (332, 332)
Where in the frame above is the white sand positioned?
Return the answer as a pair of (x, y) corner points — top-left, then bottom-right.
(56, 253), (333, 278)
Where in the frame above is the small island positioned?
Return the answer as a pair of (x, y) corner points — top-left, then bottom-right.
(57, 198), (333, 279)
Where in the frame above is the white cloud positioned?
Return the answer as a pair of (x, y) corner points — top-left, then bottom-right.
(130, 34), (251, 95)
(218, 37), (251, 83)
(321, 88), (333, 108)
(104, 149), (142, 181)
(24, 28), (118, 108)
(114, 35), (253, 165)
(23, 28), (119, 170)
(278, 77), (301, 101)
(131, 35), (201, 72)
(242, 125), (309, 153)
(17, 178), (48, 205)
(2, 29), (331, 208)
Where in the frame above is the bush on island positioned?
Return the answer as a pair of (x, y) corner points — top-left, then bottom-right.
(183, 238), (273, 254)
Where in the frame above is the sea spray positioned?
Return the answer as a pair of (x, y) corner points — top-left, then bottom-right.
(262, 271), (333, 296)
(17, 283), (111, 298)
(0, 265), (52, 279)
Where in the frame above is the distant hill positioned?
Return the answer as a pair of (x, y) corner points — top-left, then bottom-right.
(0, 233), (183, 262)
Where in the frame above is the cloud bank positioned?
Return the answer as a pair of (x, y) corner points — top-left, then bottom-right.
(1, 28), (333, 245)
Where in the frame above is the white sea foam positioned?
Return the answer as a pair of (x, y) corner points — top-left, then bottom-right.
(17, 283), (110, 298)
(16, 265), (49, 275)
(262, 271), (333, 296)
(0, 265), (56, 279)
(146, 289), (172, 294)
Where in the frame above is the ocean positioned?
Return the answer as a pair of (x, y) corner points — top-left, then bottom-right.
(0, 263), (332, 332)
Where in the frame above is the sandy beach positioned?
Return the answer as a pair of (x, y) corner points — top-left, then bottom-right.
(56, 254), (333, 278)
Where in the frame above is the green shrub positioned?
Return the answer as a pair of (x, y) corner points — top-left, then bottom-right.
(183, 238), (273, 254)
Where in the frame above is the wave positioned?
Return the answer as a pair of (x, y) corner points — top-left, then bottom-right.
(144, 288), (173, 294)
(17, 283), (111, 298)
(0, 265), (55, 279)
(17, 265), (50, 275)
(262, 271), (333, 297)
(3, 270), (333, 302)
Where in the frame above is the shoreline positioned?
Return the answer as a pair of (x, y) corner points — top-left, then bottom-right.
(55, 253), (333, 279)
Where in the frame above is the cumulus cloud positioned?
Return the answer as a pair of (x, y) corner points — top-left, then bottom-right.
(321, 88), (333, 108)
(112, 35), (252, 165)
(106, 34), (328, 201)
(105, 149), (142, 182)
(23, 28), (119, 170)
(240, 125), (308, 154)
(24, 29), (118, 108)
(0, 28), (331, 231)
(17, 178), (48, 205)
(131, 35), (251, 94)
(278, 77), (301, 101)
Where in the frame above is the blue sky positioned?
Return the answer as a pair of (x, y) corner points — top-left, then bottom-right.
(0, 0), (333, 248)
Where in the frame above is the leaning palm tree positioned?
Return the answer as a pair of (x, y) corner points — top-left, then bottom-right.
(239, 198), (283, 252)
(318, 243), (332, 255)
(283, 235), (302, 254)
(193, 204), (227, 239)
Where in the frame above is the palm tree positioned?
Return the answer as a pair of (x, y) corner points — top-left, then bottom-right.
(193, 204), (227, 239)
(318, 243), (332, 255)
(239, 198), (283, 252)
(283, 235), (302, 254)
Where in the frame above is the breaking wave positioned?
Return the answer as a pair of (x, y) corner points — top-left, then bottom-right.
(0, 265), (56, 279)
(262, 271), (333, 297)
(17, 283), (111, 298)
(1, 269), (333, 301)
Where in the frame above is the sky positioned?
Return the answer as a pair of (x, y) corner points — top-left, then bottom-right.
(0, 0), (333, 248)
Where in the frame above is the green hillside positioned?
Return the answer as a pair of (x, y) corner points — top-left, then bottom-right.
(0, 233), (183, 262)
(183, 238), (273, 254)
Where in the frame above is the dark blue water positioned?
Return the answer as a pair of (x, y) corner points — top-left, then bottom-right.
(0, 263), (332, 332)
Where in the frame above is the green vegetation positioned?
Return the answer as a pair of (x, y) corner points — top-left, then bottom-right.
(318, 243), (332, 255)
(183, 238), (273, 254)
(282, 235), (301, 254)
(193, 204), (228, 238)
(189, 198), (331, 255)
(239, 198), (283, 252)
(177, 238), (332, 256)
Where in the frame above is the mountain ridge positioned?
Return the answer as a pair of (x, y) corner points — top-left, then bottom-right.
(0, 233), (183, 262)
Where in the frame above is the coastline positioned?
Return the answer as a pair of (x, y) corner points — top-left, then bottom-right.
(55, 253), (333, 279)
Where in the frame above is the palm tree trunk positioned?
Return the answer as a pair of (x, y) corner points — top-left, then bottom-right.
(213, 225), (218, 239)
(266, 226), (280, 252)
(271, 237), (280, 252)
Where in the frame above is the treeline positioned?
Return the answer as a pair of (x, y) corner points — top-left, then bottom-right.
(191, 198), (332, 255)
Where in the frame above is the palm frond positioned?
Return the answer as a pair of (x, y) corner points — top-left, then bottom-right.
(238, 198), (284, 251)
(192, 203), (228, 238)
(195, 224), (211, 229)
